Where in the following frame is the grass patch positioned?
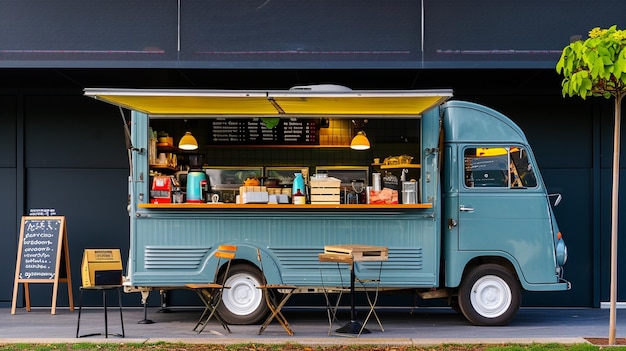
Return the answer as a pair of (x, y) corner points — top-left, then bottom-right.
(0, 343), (602, 351)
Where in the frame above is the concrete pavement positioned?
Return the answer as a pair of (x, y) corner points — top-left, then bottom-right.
(1, 306), (622, 345)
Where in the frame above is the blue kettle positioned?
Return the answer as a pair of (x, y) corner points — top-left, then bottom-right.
(186, 171), (207, 203)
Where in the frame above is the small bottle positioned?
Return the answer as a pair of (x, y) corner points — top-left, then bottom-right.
(293, 189), (306, 205)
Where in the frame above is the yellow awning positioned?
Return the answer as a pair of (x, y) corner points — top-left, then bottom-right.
(84, 87), (453, 118)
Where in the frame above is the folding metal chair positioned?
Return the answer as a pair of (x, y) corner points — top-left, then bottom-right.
(355, 260), (385, 335)
(186, 244), (237, 334)
(319, 261), (350, 336)
(256, 248), (297, 335)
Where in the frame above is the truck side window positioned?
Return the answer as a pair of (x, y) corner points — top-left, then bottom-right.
(464, 147), (536, 188)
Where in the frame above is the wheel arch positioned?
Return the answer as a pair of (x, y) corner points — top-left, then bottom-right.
(448, 254), (523, 290)
(226, 244), (284, 284)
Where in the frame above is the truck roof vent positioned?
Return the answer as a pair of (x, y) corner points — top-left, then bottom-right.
(289, 84), (353, 92)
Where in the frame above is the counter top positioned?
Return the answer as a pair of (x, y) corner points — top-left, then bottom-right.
(138, 203), (432, 209)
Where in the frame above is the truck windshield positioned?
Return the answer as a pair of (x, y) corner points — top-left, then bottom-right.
(464, 146), (537, 188)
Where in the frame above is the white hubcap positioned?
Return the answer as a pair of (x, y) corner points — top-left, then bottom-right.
(221, 273), (263, 316)
(470, 275), (512, 318)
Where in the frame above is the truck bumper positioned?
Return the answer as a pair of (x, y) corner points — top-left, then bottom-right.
(524, 279), (571, 291)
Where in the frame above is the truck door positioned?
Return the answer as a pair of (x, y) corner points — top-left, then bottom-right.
(457, 145), (556, 284)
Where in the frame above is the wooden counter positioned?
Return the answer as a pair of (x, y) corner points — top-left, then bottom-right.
(138, 203), (432, 209)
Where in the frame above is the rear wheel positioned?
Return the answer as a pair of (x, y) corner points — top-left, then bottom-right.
(217, 264), (268, 324)
(458, 264), (521, 326)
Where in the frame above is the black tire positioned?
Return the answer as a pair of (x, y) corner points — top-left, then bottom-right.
(216, 263), (269, 325)
(457, 263), (521, 326)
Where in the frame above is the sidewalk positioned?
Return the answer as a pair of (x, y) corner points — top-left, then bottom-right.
(1, 306), (619, 345)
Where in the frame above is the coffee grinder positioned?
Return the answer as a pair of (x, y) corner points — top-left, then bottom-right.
(186, 154), (208, 203)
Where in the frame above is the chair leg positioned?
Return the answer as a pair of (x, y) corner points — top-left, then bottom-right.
(102, 288), (108, 338)
(258, 288), (295, 336)
(358, 285), (383, 336)
(192, 290), (211, 331)
(194, 289), (231, 334)
(322, 289), (344, 335)
(75, 288), (84, 338)
(117, 288), (125, 338)
(357, 261), (384, 336)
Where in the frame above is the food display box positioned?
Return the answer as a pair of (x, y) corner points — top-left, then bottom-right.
(310, 176), (341, 204)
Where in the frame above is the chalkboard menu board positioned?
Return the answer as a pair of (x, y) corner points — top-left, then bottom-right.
(209, 118), (318, 145)
(12, 216), (73, 315)
(17, 218), (62, 280)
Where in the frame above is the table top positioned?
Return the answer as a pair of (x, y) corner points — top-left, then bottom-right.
(319, 244), (388, 263)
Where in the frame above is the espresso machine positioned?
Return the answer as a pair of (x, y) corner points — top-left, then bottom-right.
(151, 176), (173, 203)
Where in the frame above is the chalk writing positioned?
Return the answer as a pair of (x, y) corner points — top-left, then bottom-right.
(17, 218), (61, 280)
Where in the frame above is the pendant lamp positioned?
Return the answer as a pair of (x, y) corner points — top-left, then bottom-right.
(350, 131), (370, 150)
(179, 131), (198, 150)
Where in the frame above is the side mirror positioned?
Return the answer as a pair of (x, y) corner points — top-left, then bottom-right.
(548, 193), (562, 207)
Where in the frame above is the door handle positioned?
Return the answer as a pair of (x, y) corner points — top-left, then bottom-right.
(460, 205), (474, 212)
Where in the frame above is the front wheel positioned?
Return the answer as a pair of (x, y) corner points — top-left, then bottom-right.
(457, 264), (521, 326)
(217, 264), (269, 325)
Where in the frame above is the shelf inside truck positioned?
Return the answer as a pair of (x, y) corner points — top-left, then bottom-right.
(138, 203), (432, 209)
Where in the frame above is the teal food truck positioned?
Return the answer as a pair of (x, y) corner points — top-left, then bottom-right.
(85, 85), (569, 326)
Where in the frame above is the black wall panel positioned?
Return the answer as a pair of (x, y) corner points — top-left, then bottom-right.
(0, 169), (17, 304)
(599, 168), (626, 305)
(24, 95), (127, 169)
(0, 95), (16, 167)
(0, 95), (17, 305)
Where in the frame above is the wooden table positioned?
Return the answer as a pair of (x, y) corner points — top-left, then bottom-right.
(318, 244), (388, 336)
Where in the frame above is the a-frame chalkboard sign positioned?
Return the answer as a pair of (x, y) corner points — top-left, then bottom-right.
(11, 216), (74, 315)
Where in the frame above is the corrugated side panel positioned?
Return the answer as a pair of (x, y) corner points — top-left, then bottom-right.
(273, 247), (429, 287)
(131, 211), (438, 288)
(144, 247), (209, 270)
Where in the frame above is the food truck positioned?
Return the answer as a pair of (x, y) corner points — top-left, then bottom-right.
(84, 85), (570, 326)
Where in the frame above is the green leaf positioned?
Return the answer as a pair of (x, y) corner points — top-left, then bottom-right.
(556, 25), (626, 100)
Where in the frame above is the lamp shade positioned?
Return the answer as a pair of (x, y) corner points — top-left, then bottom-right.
(350, 131), (370, 150)
(178, 131), (198, 150)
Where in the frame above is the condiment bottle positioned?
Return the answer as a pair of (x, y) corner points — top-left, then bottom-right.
(292, 173), (305, 197)
(293, 189), (306, 205)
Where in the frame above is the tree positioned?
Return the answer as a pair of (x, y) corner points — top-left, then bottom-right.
(556, 25), (626, 345)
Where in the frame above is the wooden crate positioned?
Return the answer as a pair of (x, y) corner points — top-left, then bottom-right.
(310, 177), (341, 204)
(323, 244), (388, 262)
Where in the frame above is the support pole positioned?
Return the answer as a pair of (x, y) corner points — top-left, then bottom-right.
(609, 94), (624, 345)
